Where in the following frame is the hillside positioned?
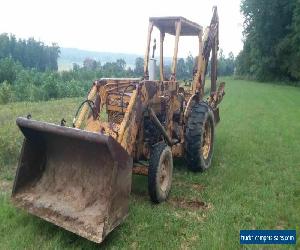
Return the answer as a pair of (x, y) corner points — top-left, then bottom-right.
(58, 47), (173, 71)
(58, 48), (141, 70)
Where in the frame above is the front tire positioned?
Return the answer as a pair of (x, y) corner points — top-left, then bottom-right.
(148, 142), (173, 203)
(185, 102), (215, 172)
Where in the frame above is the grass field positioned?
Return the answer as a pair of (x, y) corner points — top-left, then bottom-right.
(0, 78), (299, 249)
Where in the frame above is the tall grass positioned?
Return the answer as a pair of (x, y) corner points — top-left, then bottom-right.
(0, 98), (81, 169)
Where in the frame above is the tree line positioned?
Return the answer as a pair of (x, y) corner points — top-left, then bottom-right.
(236, 0), (300, 82)
(0, 53), (235, 104)
(103, 52), (235, 81)
(78, 52), (235, 80)
(0, 33), (60, 71)
(0, 56), (139, 104)
(0, 33), (236, 104)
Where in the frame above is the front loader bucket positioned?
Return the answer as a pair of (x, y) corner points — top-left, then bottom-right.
(12, 117), (133, 243)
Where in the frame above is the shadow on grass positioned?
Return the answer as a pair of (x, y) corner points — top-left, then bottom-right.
(173, 157), (188, 172)
(28, 214), (109, 249)
(130, 175), (149, 202)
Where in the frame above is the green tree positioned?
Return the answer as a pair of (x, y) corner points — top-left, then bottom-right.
(72, 63), (80, 71)
(83, 58), (97, 70)
(0, 80), (14, 104)
(0, 33), (60, 72)
(134, 57), (144, 76)
(0, 34), (10, 59)
(215, 50), (235, 76)
(176, 58), (186, 80)
(276, 1), (300, 80)
(0, 57), (20, 83)
(116, 59), (126, 71)
(185, 53), (194, 77)
(237, 0), (298, 81)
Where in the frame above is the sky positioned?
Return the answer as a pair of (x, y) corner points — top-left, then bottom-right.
(0, 0), (244, 58)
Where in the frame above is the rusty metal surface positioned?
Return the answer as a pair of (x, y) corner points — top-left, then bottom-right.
(191, 6), (219, 98)
(149, 16), (202, 36)
(132, 164), (148, 176)
(208, 82), (225, 109)
(148, 107), (173, 146)
(12, 118), (132, 243)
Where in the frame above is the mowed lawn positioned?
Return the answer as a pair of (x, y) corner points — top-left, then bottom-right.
(0, 79), (299, 249)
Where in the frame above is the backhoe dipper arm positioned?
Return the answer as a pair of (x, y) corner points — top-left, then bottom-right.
(192, 6), (219, 97)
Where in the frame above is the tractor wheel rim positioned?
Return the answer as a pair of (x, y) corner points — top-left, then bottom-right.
(160, 157), (170, 192)
(202, 119), (212, 160)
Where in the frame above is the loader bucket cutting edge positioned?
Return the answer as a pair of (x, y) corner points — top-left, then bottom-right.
(12, 117), (133, 243)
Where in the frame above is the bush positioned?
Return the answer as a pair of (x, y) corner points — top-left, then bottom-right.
(0, 56), (142, 104)
(42, 79), (60, 100)
(0, 81), (14, 104)
(58, 80), (85, 98)
(0, 58), (21, 84)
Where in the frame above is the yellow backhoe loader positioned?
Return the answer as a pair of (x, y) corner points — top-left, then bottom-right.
(12, 7), (225, 243)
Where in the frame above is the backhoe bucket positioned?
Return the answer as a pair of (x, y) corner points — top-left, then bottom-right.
(12, 117), (133, 243)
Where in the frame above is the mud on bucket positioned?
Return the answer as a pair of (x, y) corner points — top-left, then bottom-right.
(12, 117), (133, 243)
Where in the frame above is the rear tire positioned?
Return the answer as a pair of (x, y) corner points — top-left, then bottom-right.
(148, 142), (173, 203)
(185, 102), (215, 172)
